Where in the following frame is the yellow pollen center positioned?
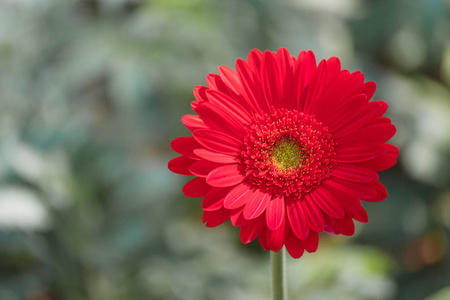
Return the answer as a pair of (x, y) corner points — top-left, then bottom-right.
(271, 140), (303, 170)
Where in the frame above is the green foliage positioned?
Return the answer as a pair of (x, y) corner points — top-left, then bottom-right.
(426, 287), (450, 300)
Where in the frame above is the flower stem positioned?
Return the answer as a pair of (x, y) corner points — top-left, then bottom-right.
(271, 247), (287, 300)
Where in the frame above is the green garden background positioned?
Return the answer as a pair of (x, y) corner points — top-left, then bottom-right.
(1, 0), (450, 299)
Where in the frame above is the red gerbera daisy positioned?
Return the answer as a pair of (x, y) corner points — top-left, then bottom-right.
(168, 48), (398, 258)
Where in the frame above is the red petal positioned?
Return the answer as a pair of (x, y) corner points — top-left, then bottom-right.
(258, 229), (270, 251)
(338, 123), (396, 145)
(334, 216), (355, 236)
(202, 187), (232, 211)
(193, 85), (208, 102)
(168, 156), (196, 175)
(341, 71), (365, 98)
(297, 50), (306, 61)
(331, 164), (379, 183)
(331, 101), (388, 138)
(362, 181), (388, 202)
(335, 143), (385, 163)
(318, 94), (367, 130)
(182, 177), (212, 197)
(368, 100), (388, 116)
(276, 47), (294, 109)
(265, 217), (287, 252)
(357, 143), (399, 172)
(385, 143), (400, 158)
(236, 58), (268, 113)
(303, 194), (325, 232)
(266, 195), (285, 231)
(170, 136), (201, 158)
(223, 182), (254, 209)
(230, 208), (246, 226)
(295, 50), (317, 111)
(190, 101), (201, 112)
(320, 179), (362, 212)
(261, 50), (283, 109)
(194, 129), (241, 155)
(285, 229), (305, 259)
(287, 198), (309, 240)
(206, 73), (232, 97)
(356, 152), (397, 172)
(323, 214), (340, 234)
(247, 48), (263, 72)
(206, 164), (246, 187)
(194, 149), (238, 164)
(310, 186), (345, 219)
(206, 90), (252, 125)
(303, 230), (319, 253)
(325, 56), (341, 84)
(243, 189), (271, 220)
(190, 160), (223, 178)
(311, 70), (351, 115)
(357, 81), (376, 100)
(182, 114), (207, 132)
(330, 177), (377, 199)
(303, 59), (327, 115)
(362, 117), (393, 126)
(240, 215), (266, 244)
(195, 102), (247, 138)
(349, 207), (369, 223)
(217, 65), (250, 109)
(202, 208), (230, 227)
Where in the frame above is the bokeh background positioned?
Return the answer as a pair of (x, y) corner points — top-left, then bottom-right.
(1, 0), (450, 299)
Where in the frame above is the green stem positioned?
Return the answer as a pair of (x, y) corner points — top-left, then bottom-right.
(271, 247), (287, 300)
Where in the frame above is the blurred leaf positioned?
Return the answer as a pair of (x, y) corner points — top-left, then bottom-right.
(425, 286), (450, 300)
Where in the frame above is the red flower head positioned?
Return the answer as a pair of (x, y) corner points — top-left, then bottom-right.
(168, 48), (398, 258)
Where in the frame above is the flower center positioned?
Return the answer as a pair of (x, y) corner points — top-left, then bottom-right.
(271, 139), (304, 170)
(240, 109), (336, 198)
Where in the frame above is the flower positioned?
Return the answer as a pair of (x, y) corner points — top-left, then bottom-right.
(168, 48), (398, 258)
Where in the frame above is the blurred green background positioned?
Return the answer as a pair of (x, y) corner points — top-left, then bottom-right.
(0, 0), (450, 299)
